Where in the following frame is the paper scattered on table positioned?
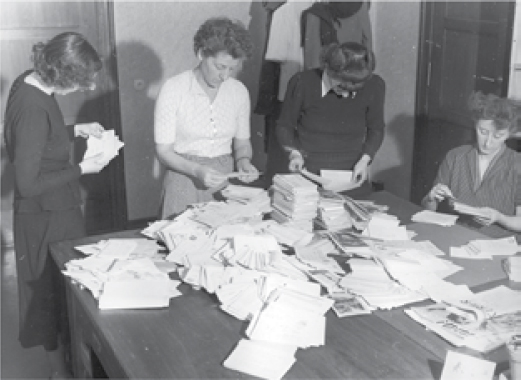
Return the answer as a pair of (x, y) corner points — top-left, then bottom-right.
(411, 210), (458, 227)
(83, 129), (124, 163)
(451, 236), (520, 260)
(223, 339), (297, 380)
(440, 350), (496, 380)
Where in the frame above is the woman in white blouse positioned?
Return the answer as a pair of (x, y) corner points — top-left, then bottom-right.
(154, 17), (259, 218)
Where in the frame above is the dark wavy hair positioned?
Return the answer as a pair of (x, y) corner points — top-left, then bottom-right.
(320, 42), (375, 91)
(193, 17), (253, 60)
(32, 32), (102, 90)
(468, 91), (520, 133)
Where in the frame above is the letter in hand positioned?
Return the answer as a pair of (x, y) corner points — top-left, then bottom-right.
(197, 166), (228, 189)
(236, 159), (259, 183)
(75, 122), (105, 139)
(472, 207), (499, 226)
(79, 153), (109, 174)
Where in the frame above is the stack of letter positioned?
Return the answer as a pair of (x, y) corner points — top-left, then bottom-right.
(271, 174), (319, 231)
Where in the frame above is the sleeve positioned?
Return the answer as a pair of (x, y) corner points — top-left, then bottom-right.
(276, 72), (304, 152)
(515, 155), (521, 206)
(235, 84), (251, 140)
(362, 77), (386, 159)
(154, 79), (179, 145)
(13, 105), (81, 198)
(303, 13), (322, 70)
(433, 150), (454, 188)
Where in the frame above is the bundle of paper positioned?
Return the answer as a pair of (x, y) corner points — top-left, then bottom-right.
(405, 303), (521, 353)
(327, 229), (372, 256)
(329, 291), (373, 317)
(411, 210), (458, 227)
(245, 287), (333, 348)
(451, 201), (489, 218)
(316, 197), (353, 231)
(63, 256), (180, 309)
(294, 238), (344, 274)
(271, 174), (319, 232)
(221, 184), (268, 202)
(83, 129), (124, 163)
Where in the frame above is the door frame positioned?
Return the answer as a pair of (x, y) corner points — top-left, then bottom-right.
(94, 1), (128, 231)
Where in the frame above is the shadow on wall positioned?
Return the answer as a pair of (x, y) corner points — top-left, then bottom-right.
(1, 74), (15, 248)
(73, 41), (163, 232)
(372, 113), (414, 199)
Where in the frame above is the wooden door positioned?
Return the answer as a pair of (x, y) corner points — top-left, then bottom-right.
(0, 1), (127, 234)
(411, 1), (515, 204)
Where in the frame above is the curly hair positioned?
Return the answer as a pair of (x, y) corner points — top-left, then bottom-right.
(320, 42), (375, 90)
(32, 32), (102, 90)
(193, 17), (253, 60)
(468, 91), (520, 133)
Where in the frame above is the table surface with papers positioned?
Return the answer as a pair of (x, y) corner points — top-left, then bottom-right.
(49, 190), (517, 379)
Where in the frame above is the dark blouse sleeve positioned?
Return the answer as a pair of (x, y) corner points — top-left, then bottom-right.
(362, 76), (386, 159)
(13, 105), (81, 198)
(515, 155), (521, 207)
(276, 73), (304, 153)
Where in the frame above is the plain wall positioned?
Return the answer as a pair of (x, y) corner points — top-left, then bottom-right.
(369, 1), (421, 201)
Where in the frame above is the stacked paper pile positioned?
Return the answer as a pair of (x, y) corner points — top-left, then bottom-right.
(271, 174), (319, 231)
(63, 239), (181, 309)
(315, 196), (352, 231)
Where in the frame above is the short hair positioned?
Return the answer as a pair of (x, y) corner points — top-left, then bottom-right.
(32, 32), (102, 90)
(193, 17), (253, 60)
(320, 42), (375, 90)
(468, 91), (520, 133)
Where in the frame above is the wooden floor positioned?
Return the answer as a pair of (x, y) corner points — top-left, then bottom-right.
(1, 211), (50, 379)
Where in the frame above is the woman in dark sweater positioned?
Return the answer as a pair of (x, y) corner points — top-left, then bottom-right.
(276, 42), (385, 196)
(4, 32), (108, 378)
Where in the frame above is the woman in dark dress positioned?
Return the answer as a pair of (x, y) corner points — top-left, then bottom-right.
(4, 32), (109, 378)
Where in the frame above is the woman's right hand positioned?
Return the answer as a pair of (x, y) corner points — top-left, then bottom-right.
(288, 150), (304, 172)
(194, 165), (227, 188)
(79, 153), (109, 174)
(427, 183), (454, 202)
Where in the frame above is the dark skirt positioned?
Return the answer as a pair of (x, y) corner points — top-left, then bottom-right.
(14, 207), (85, 350)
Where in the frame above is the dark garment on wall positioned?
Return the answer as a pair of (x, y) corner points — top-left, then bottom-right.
(300, 1), (363, 46)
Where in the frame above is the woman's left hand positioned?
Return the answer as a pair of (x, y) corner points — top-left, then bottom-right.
(473, 207), (500, 226)
(236, 158), (259, 183)
(75, 122), (105, 139)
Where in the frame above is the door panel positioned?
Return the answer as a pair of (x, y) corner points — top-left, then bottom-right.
(1, 1), (126, 234)
(411, 1), (515, 204)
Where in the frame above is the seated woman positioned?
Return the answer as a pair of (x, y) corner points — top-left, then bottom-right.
(276, 42), (385, 196)
(422, 91), (521, 233)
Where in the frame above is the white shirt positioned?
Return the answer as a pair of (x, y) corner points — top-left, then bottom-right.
(154, 70), (251, 157)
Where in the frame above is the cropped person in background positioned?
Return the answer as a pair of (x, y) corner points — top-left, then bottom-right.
(422, 91), (521, 234)
(155, 17), (259, 219)
(276, 41), (385, 196)
(4, 32), (108, 378)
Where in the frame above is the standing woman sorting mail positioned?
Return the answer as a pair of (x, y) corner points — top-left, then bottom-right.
(4, 32), (108, 378)
(276, 42), (385, 196)
(155, 17), (259, 219)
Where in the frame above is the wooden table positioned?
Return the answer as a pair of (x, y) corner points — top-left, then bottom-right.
(50, 191), (516, 379)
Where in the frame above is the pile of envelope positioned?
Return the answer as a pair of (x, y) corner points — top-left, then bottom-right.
(271, 174), (319, 231)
